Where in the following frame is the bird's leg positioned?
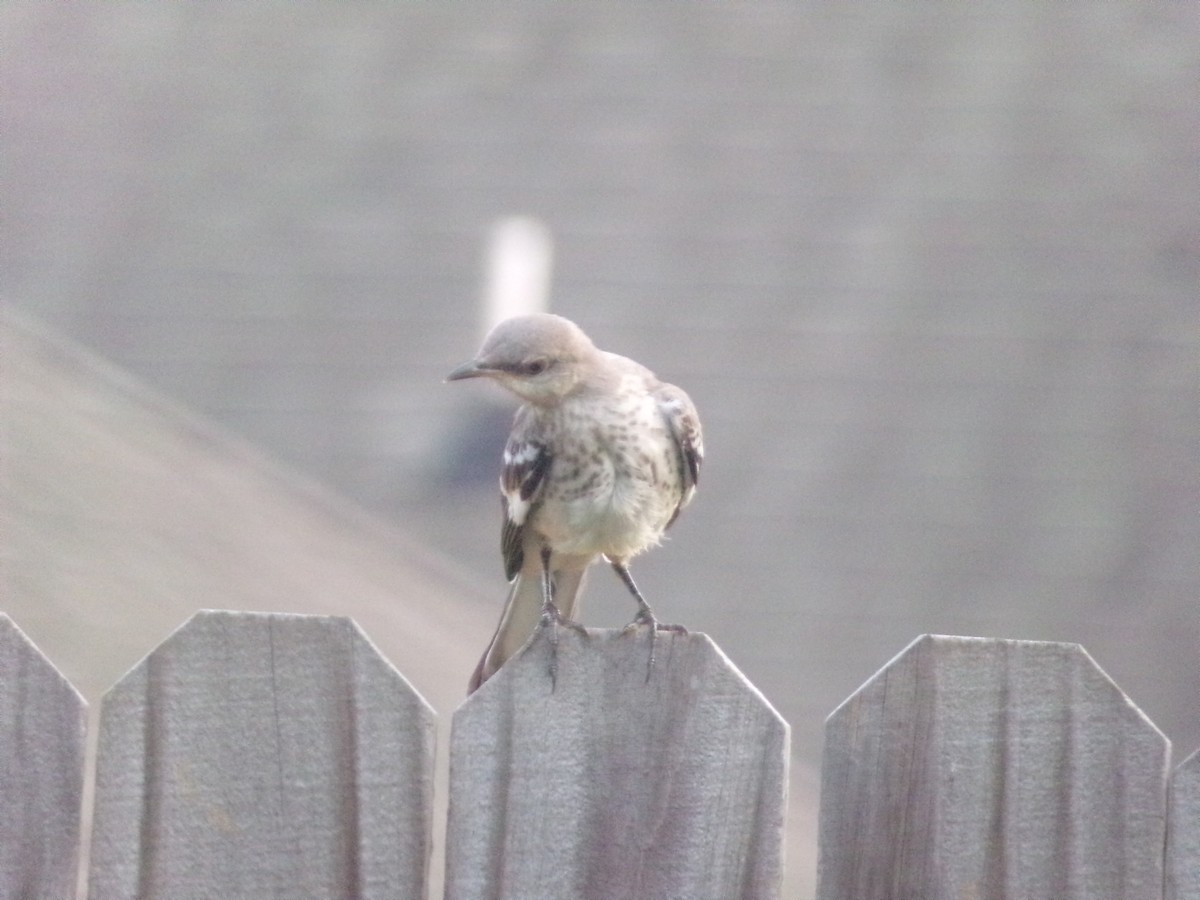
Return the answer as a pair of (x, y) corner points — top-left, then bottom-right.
(537, 545), (562, 689)
(612, 559), (686, 632)
(537, 546), (587, 689)
(611, 559), (687, 682)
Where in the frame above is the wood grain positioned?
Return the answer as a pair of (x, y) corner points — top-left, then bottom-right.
(0, 614), (87, 899)
(819, 634), (1170, 899)
(445, 628), (790, 900)
(87, 610), (435, 899)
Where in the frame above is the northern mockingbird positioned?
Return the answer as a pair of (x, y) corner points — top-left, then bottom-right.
(447, 313), (703, 693)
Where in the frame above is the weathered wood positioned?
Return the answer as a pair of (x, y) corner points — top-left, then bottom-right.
(0, 614), (88, 899)
(87, 610), (435, 899)
(1168, 747), (1200, 900)
(445, 628), (789, 900)
(818, 635), (1169, 899)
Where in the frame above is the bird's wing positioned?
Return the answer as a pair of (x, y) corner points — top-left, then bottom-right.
(500, 408), (552, 581)
(654, 381), (703, 526)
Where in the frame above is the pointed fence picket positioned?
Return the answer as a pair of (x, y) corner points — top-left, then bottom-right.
(2, 613), (1198, 899)
(86, 611), (435, 898)
(0, 614), (87, 899)
(445, 629), (789, 899)
(818, 635), (1170, 899)
(1168, 748), (1200, 900)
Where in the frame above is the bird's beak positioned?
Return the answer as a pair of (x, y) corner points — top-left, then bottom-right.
(445, 359), (488, 382)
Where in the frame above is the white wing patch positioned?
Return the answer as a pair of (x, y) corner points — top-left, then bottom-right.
(500, 428), (553, 581)
(503, 442), (542, 467)
(505, 488), (532, 527)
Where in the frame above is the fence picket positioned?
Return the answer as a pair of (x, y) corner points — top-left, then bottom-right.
(444, 628), (790, 900)
(0, 614), (87, 900)
(1168, 748), (1200, 900)
(6, 605), (1195, 898)
(818, 634), (1170, 899)
(86, 610), (435, 900)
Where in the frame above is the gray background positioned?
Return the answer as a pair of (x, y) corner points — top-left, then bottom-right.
(4, 4), (1198, 888)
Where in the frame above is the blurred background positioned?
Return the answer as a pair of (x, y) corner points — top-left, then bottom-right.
(3, 5), (1198, 896)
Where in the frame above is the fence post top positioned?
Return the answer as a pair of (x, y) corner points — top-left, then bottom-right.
(446, 626), (791, 899)
(455, 626), (788, 727)
(99, 608), (433, 715)
(1, 613), (88, 709)
(827, 633), (1167, 743)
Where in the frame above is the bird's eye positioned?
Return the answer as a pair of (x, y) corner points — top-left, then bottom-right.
(523, 359), (548, 376)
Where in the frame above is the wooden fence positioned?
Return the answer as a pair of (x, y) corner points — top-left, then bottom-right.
(2, 611), (1197, 899)
(0, 611), (787, 900)
(819, 634), (1197, 900)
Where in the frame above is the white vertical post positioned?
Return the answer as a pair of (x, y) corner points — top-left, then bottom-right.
(481, 216), (554, 336)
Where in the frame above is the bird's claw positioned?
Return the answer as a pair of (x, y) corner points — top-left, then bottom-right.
(622, 607), (687, 683)
(540, 601), (587, 690)
(622, 608), (688, 636)
(640, 618), (688, 636)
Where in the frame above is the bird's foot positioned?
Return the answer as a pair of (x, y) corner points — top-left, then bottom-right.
(540, 600), (588, 690)
(622, 606), (688, 682)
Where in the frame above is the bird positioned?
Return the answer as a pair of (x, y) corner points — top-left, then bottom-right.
(446, 313), (703, 693)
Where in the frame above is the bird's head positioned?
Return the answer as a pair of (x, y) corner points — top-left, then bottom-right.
(446, 313), (599, 406)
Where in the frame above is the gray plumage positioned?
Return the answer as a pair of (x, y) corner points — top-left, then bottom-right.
(447, 314), (703, 692)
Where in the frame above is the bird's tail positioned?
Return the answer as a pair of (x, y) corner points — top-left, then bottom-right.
(468, 564), (587, 693)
